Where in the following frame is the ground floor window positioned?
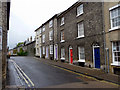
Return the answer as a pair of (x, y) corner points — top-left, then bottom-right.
(61, 47), (65, 60)
(50, 45), (53, 54)
(78, 47), (85, 62)
(43, 46), (45, 55)
(112, 41), (120, 63)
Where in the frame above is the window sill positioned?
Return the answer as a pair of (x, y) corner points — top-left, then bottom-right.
(61, 58), (65, 60)
(78, 59), (85, 63)
(60, 40), (65, 43)
(76, 13), (83, 17)
(111, 62), (120, 66)
(109, 26), (120, 31)
(60, 23), (64, 26)
(76, 35), (84, 39)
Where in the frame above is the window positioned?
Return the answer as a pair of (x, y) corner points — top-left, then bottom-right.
(50, 45), (53, 54)
(61, 30), (65, 42)
(110, 6), (120, 28)
(77, 4), (83, 16)
(49, 20), (53, 28)
(42, 34), (45, 43)
(43, 46), (45, 55)
(42, 26), (45, 32)
(78, 47), (85, 62)
(77, 22), (84, 38)
(61, 48), (65, 59)
(37, 48), (39, 54)
(49, 30), (53, 41)
(61, 17), (64, 25)
(40, 28), (42, 34)
(112, 42), (120, 63)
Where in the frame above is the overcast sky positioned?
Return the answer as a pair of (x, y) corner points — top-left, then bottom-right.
(8, 0), (77, 49)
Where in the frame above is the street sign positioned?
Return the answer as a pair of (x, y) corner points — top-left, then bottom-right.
(0, 27), (2, 51)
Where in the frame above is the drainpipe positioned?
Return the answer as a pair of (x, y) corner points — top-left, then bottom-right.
(102, 2), (107, 73)
(107, 48), (109, 73)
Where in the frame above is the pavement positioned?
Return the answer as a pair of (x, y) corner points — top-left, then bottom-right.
(35, 57), (120, 86)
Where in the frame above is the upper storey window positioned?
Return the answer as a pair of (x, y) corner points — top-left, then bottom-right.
(77, 4), (83, 16)
(61, 17), (64, 26)
(110, 4), (120, 30)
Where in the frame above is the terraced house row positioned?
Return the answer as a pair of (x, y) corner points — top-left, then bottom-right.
(35, 1), (120, 75)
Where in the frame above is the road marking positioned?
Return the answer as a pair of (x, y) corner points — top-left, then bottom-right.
(12, 61), (31, 87)
(11, 60), (34, 88)
(14, 62), (35, 87)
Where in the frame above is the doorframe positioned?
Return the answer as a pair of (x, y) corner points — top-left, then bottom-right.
(69, 46), (73, 64)
(93, 46), (100, 68)
(54, 44), (58, 60)
(40, 47), (42, 58)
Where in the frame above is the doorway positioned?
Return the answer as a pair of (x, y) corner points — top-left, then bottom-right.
(93, 46), (100, 69)
(69, 46), (73, 64)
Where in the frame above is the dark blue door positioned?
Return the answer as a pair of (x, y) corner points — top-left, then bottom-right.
(94, 47), (100, 69)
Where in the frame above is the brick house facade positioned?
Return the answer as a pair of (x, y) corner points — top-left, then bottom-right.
(57, 2), (105, 69)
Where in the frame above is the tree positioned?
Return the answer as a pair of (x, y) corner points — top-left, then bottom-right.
(17, 42), (24, 47)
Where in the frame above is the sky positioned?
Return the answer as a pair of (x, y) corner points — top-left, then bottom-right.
(8, 0), (77, 49)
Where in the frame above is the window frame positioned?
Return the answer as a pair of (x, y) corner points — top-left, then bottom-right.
(50, 45), (53, 54)
(61, 47), (65, 60)
(77, 4), (83, 17)
(49, 30), (53, 41)
(60, 17), (65, 26)
(60, 30), (65, 42)
(43, 46), (45, 55)
(78, 46), (85, 62)
(49, 20), (53, 28)
(77, 22), (84, 38)
(42, 34), (45, 43)
(109, 4), (120, 31)
(112, 42), (120, 64)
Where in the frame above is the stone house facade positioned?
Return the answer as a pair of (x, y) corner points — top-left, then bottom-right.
(103, 2), (120, 75)
(35, 15), (58, 60)
(57, 2), (105, 69)
(0, 0), (10, 89)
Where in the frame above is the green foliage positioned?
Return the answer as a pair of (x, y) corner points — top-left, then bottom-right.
(17, 42), (24, 47)
(17, 47), (28, 56)
(13, 49), (17, 54)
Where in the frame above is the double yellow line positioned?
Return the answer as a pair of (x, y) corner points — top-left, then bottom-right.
(11, 60), (35, 88)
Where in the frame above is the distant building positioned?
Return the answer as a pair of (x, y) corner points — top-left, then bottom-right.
(35, 14), (58, 60)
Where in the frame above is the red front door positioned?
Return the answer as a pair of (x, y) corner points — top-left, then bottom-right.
(70, 49), (73, 64)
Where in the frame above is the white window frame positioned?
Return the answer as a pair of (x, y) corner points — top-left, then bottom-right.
(77, 22), (84, 38)
(61, 47), (65, 60)
(61, 30), (65, 42)
(42, 34), (45, 43)
(43, 46), (45, 55)
(50, 45), (53, 54)
(109, 4), (120, 31)
(77, 4), (83, 17)
(78, 47), (85, 62)
(61, 17), (64, 26)
(49, 20), (53, 28)
(40, 28), (42, 34)
(111, 41), (120, 66)
(42, 26), (45, 32)
(49, 30), (53, 41)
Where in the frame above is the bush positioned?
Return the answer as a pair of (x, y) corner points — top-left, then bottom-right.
(17, 48), (28, 56)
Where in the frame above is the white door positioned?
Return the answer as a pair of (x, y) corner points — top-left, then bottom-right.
(46, 46), (49, 58)
(40, 47), (42, 58)
(54, 44), (58, 60)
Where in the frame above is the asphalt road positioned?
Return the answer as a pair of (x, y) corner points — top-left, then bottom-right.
(7, 56), (119, 88)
